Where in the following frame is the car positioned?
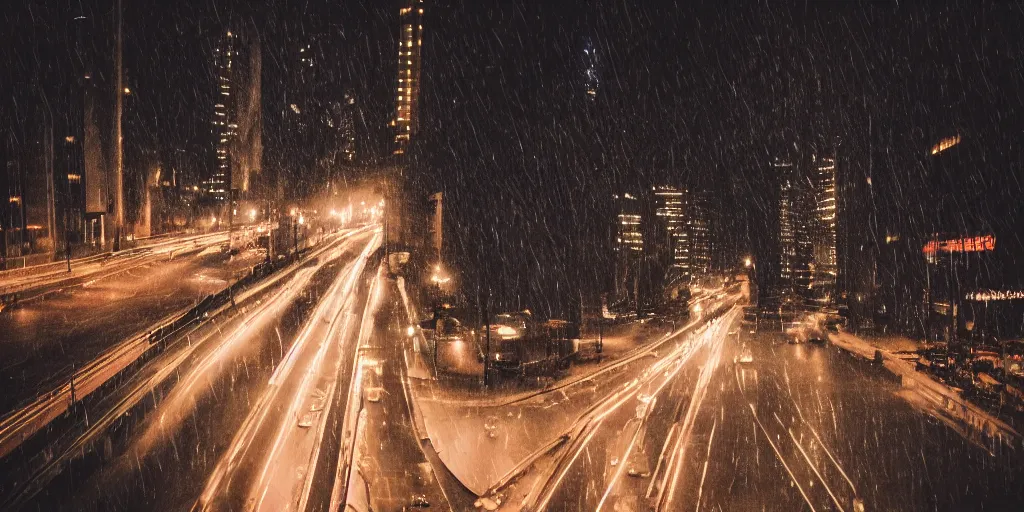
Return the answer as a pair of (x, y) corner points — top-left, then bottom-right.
(364, 387), (383, 403)
(735, 344), (754, 364)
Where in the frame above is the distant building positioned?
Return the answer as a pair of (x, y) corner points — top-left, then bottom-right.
(338, 92), (358, 163)
(688, 187), (713, 279)
(612, 192), (643, 309)
(614, 192), (643, 254)
(653, 186), (688, 280)
(756, 144), (842, 310)
(809, 153), (838, 302)
(207, 28), (261, 204)
(757, 154), (814, 307)
(393, 0), (424, 155)
(582, 36), (599, 100)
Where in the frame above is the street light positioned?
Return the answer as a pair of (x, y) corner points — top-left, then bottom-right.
(744, 257), (753, 268)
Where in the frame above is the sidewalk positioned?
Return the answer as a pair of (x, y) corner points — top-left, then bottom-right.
(829, 329), (1020, 450)
(395, 277), (734, 496)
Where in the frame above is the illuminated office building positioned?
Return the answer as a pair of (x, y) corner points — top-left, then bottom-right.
(207, 29), (261, 203)
(653, 186), (687, 279)
(810, 153), (838, 300)
(393, 0), (424, 155)
(688, 188), (712, 278)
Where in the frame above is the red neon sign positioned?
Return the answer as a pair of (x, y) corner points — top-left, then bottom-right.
(922, 235), (996, 255)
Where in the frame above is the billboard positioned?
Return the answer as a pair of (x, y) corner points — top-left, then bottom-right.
(922, 235), (995, 255)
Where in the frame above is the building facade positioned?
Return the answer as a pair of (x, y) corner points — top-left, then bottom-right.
(809, 153), (838, 303)
(393, 0), (425, 155)
(207, 28), (261, 205)
(653, 186), (688, 280)
(688, 187), (713, 279)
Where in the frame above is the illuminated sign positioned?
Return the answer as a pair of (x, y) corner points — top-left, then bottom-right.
(922, 235), (995, 255)
(930, 135), (961, 155)
(966, 290), (1024, 302)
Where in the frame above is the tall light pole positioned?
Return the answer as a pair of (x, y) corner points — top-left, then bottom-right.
(112, 0), (125, 251)
(483, 289), (491, 387)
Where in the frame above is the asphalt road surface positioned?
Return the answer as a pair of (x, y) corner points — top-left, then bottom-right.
(2, 229), (380, 511)
(539, 312), (1024, 511)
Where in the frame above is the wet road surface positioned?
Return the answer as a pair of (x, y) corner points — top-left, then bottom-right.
(539, 311), (1024, 511)
(2, 229), (380, 511)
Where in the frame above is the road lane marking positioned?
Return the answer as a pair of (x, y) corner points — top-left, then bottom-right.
(788, 395), (858, 497)
(694, 418), (716, 512)
(775, 414), (845, 512)
(745, 402), (816, 512)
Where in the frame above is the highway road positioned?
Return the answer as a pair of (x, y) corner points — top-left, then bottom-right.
(0, 233), (259, 416)
(1, 228), (381, 511)
(346, 267), (468, 512)
(532, 310), (1024, 511)
(5, 252), (1023, 512)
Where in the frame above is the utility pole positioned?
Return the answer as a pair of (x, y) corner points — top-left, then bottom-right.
(483, 289), (491, 387)
(112, 0), (124, 251)
(43, 98), (56, 265)
(64, 109), (72, 272)
(292, 213), (299, 258)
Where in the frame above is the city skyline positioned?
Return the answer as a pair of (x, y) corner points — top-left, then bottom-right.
(2, 3), (1024, 511)
(2, 1), (1024, 318)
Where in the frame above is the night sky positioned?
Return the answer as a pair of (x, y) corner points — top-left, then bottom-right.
(4, 1), (1024, 316)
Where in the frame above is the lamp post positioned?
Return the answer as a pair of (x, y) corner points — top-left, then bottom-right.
(483, 290), (491, 387)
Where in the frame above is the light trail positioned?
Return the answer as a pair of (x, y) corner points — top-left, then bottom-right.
(658, 316), (730, 510)
(193, 232), (378, 511)
(745, 401), (816, 512)
(597, 318), (733, 511)
(694, 418), (717, 512)
(248, 231), (380, 511)
(788, 395), (858, 496)
(775, 413), (845, 512)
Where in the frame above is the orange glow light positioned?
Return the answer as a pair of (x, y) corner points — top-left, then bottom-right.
(922, 235), (995, 254)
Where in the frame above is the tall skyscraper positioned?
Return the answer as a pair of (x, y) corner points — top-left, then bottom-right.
(338, 92), (357, 163)
(653, 186), (689, 281)
(582, 36), (599, 100)
(759, 148), (836, 309)
(810, 152), (838, 302)
(614, 193), (643, 254)
(613, 192), (643, 308)
(207, 29), (261, 204)
(760, 154), (814, 305)
(393, 0), (424, 155)
(688, 187), (712, 279)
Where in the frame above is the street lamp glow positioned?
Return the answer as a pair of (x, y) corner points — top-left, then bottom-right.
(298, 215), (305, 225)
(249, 208), (257, 221)
(406, 325), (416, 337)
(210, 216), (217, 224)
(744, 257), (753, 268)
